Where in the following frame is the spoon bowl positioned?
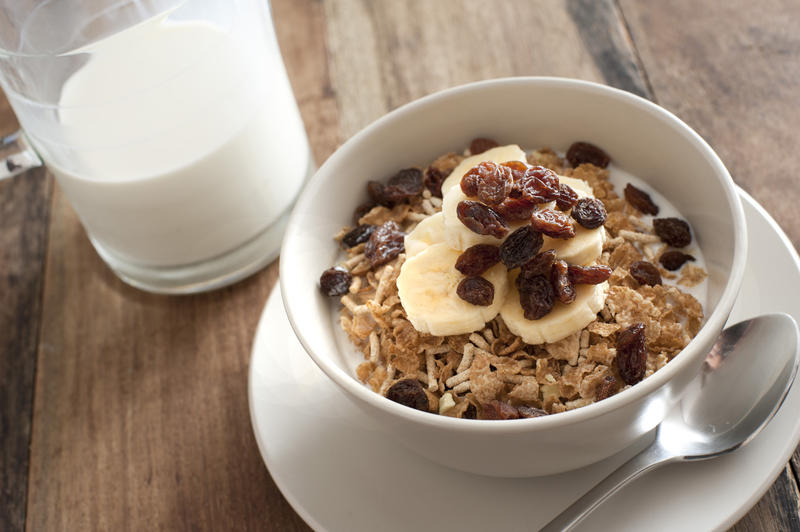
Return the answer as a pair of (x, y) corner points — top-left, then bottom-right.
(544, 313), (800, 531)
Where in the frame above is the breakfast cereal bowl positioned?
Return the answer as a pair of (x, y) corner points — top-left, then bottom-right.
(279, 77), (746, 477)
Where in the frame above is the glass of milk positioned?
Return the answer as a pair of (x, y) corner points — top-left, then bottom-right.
(0, 0), (313, 293)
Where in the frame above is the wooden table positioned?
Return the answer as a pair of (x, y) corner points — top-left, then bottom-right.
(2, 1), (799, 530)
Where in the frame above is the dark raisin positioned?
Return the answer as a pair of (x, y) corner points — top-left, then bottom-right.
(456, 276), (494, 306)
(342, 224), (375, 247)
(567, 264), (612, 285)
(462, 403), (477, 419)
(319, 267), (352, 296)
(500, 226), (544, 269)
(595, 375), (618, 401)
(659, 250), (696, 271)
(470, 137), (500, 155)
(571, 198), (607, 229)
(423, 166), (447, 198)
(630, 260), (662, 286)
(517, 274), (555, 320)
(353, 202), (375, 224)
(477, 167), (513, 206)
(382, 168), (423, 203)
(386, 379), (430, 412)
(556, 183), (579, 211)
(551, 259), (576, 304)
(501, 160), (528, 184)
(456, 200), (508, 238)
(653, 217), (692, 247)
(624, 183), (659, 215)
(494, 197), (536, 222)
(517, 405), (548, 418)
(480, 400), (520, 420)
(531, 209), (576, 239)
(367, 181), (389, 206)
(517, 166), (560, 203)
(364, 221), (405, 267)
(461, 162), (512, 205)
(521, 249), (557, 277)
(455, 244), (501, 276)
(617, 323), (647, 385)
(566, 141), (610, 168)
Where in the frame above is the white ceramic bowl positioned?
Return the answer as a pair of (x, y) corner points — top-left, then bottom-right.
(280, 77), (747, 477)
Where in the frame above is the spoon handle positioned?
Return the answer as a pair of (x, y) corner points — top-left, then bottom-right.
(540, 442), (674, 531)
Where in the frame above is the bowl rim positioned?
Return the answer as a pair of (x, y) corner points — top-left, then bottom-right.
(280, 76), (748, 434)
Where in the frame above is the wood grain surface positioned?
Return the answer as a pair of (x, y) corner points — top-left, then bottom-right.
(1, 1), (798, 531)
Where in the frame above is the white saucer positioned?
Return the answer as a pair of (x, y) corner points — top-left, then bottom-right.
(248, 189), (800, 531)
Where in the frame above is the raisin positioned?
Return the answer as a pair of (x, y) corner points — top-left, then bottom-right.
(342, 224), (375, 247)
(522, 249), (557, 277)
(470, 137), (499, 155)
(517, 166), (560, 203)
(531, 209), (576, 239)
(624, 183), (659, 215)
(494, 197), (536, 222)
(571, 198), (607, 229)
(456, 200), (508, 238)
(353, 202), (375, 224)
(501, 160), (528, 175)
(386, 379), (430, 412)
(364, 221), (405, 267)
(653, 217), (692, 247)
(455, 244), (501, 276)
(630, 260), (662, 286)
(660, 250), (696, 271)
(566, 141), (610, 168)
(595, 375), (618, 401)
(367, 180), (389, 206)
(551, 259), (576, 304)
(477, 167), (513, 206)
(366, 168), (423, 206)
(456, 276), (494, 306)
(480, 400), (520, 420)
(382, 168), (423, 203)
(517, 274), (555, 320)
(500, 226), (544, 269)
(556, 183), (579, 211)
(463, 403), (477, 419)
(319, 267), (352, 296)
(567, 264), (612, 285)
(461, 161), (512, 205)
(423, 166), (447, 198)
(517, 405), (548, 418)
(617, 323), (647, 385)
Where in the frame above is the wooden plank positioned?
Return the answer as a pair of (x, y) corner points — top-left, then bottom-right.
(730, 466), (800, 531)
(565, 0), (650, 98)
(24, 0), (332, 530)
(618, 0), (800, 249)
(0, 96), (51, 531)
(324, 0), (610, 137)
(618, 1), (800, 529)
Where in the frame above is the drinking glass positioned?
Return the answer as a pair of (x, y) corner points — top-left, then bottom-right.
(0, 0), (313, 293)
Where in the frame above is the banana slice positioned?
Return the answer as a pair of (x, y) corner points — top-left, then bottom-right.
(405, 212), (445, 257)
(440, 144), (527, 196)
(397, 243), (508, 336)
(441, 185), (531, 250)
(542, 175), (605, 265)
(500, 274), (609, 345)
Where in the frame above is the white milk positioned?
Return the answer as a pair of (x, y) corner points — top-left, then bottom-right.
(45, 14), (308, 267)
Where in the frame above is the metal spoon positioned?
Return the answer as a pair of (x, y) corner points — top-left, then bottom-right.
(543, 313), (800, 532)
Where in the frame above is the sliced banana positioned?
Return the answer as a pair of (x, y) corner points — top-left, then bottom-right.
(440, 144), (527, 196)
(500, 274), (609, 345)
(405, 212), (444, 257)
(397, 243), (508, 336)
